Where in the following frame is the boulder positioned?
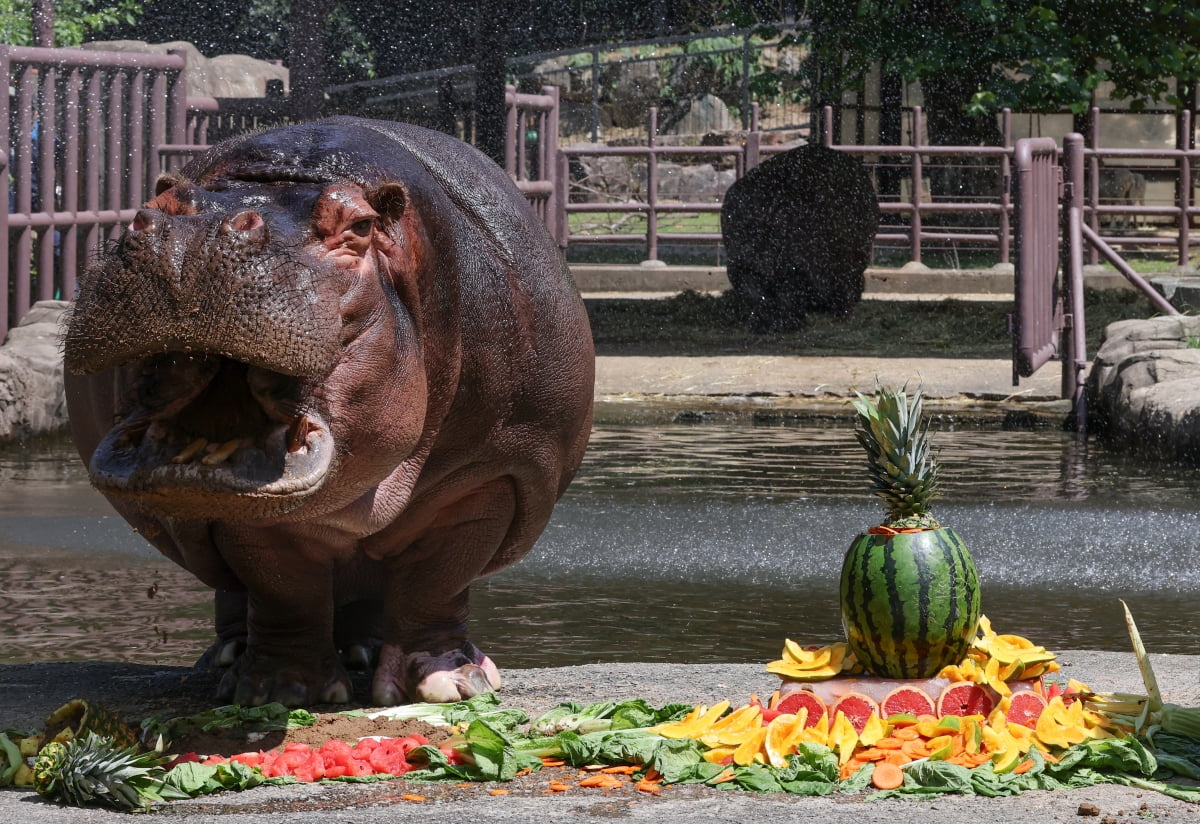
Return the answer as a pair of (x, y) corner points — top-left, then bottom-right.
(1086, 315), (1200, 459)
(82, 40), (288, 98)
(720, 143), (879, 332)
(0, 300), (71, 440)
(665, 94), (735, 135)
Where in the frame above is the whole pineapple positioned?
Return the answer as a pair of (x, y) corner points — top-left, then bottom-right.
(840, 384), (981, 678)
(34, 732), (172, 810)
(852, 384), (941, 530)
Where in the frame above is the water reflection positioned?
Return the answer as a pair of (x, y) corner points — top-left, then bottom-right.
(1, 423), (1197, 668)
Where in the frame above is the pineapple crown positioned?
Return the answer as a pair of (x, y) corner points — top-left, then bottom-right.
(852, 384), (942, 529)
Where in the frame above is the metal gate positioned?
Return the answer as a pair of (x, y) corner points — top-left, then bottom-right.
(1011, 137), (1062, 385)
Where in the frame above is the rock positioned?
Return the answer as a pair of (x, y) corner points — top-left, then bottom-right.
(720, 143), (880, 332)
(0, 300), (71, 440)
(657, 161), (737, 202)
(1085, 315), (1200, 458)
(665, 94), (734, 135)
(82, 40), (288, 98)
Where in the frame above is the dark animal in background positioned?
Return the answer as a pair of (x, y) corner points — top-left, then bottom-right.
(721, 144), (879, 332)
(63, 117), (595, 707)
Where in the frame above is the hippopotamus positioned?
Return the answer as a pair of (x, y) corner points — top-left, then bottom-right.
(62, 117), (595, 707)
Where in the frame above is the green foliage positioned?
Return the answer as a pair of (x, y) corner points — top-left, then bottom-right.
(0, 0), (146, 47)
(803, 0), (1200, 119)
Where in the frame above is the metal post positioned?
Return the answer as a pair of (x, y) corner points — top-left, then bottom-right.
(646, 107), (658, 262)
(999, 108), (1011, 264)
(1087, 107), (1100, 265)
(0, 48), (10, 340)
(740, 33), (751, 131)
(1063, 134), (1088, 432)
(911, 106), (923, 265)
(1177, 109), (1192, 267)
(590, 48), (600, 144)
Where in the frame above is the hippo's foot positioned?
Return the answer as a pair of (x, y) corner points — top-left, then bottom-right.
(371, 640), (501, 706)
(194, 635), (247, 670)
(216, 645), (352, 707)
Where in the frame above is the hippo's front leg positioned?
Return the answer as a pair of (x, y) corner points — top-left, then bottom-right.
(369, 480), (520, 706)
(211, 527), (352, 707)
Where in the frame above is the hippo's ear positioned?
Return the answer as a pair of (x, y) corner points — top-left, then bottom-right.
(366, 182), (406, 224)
(154, 174), (185, 197)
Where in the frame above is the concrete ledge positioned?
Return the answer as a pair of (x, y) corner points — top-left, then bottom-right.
(570, 263), (1138, 296)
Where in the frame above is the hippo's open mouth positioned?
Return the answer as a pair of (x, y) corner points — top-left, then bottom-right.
(90, 352), (333, 501)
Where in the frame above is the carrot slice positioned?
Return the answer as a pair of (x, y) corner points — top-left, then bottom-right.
(635, 779), (662, 794)
(871, 761), (906, 790)
(883, 750), (913, 766)
(1013, 759), (1036, 775)
(892, 726), (921, 741)
(855, 747), (888, 761)
(901, 739), (930, 758)
(600, 765), (639, 774)
(874, 737), (905, 749)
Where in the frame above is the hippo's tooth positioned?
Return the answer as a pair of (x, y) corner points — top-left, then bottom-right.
(173, 437), (208, 464)
(201, 438), (246, 466)
(288, 415), (310, 454)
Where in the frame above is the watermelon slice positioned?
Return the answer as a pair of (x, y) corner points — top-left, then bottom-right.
(1005, 690), (1049, 728)
(879, 684), (936, 719)
(775, 689), (828, 728)
(935, 683), (996, 717)
(830, 692), (879, 734)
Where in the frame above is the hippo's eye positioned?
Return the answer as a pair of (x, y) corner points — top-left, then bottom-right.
(349, 218), (374, 237)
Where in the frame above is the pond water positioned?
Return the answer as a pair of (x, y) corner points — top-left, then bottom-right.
(1, 421), (1197, 672)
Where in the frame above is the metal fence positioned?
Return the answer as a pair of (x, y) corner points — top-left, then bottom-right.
(1, 44), (190, 339)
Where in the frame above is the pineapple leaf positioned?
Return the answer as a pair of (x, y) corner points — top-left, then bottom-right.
(853, 384), (942, 527)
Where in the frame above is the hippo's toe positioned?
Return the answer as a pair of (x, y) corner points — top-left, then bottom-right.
(216, 647), (352, 707)
(371, 642), (501, 706)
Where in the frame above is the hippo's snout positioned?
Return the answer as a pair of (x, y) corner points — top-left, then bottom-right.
(66, 204), (339, 379)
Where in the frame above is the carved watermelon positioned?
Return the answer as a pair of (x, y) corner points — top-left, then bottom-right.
(839, 527), (981, 679)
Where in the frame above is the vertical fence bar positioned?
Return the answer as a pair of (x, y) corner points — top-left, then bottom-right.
(36, 63), (57, 301)
(645, 107), (658, 262)
(13, 64), (35, 329)
(1063, 134), (1088, 430)
(60, 65), (81, 301)
(1178, 109), (1192, 267)
(128, 68), (145, 203)
(0, 48), (10, 339)
(910, 106), (923, 264)
(106, 71), (126, 241)
(1087, 107), (1100, 265)
(543, 86), (559, 237)
(83, 66), (102, 264)
(504, 85), (517, 177)
(998, 108), (1012, 264)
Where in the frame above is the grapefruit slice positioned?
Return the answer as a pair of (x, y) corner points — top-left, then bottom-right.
(775, 690), (828, 728)
(936, 683), (996, 717)
(830, 691), (879, 734)
(879, 684), (936, 719)
(1005, 690), (1048, 728)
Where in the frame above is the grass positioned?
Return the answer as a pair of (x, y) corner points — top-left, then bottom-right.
(586, 287), (1157, 358)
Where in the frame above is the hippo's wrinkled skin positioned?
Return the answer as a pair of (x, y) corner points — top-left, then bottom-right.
(63, 117), (595, 707)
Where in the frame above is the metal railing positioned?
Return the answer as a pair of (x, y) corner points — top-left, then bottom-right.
(1, 44), (190, 340)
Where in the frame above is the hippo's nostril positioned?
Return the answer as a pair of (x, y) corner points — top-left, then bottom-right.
(225, 210), (265, 235)
(130, 209), (160, 233)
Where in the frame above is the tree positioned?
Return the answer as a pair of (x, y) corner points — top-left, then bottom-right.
(0, 0), (145, 47)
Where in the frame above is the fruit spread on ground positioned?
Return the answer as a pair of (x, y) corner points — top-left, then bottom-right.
(652, 614), (1096, 786)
